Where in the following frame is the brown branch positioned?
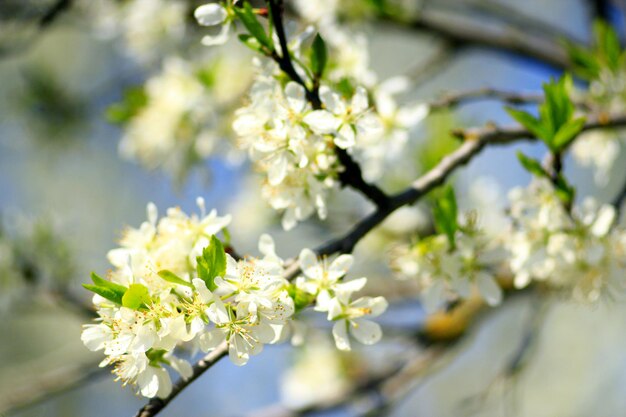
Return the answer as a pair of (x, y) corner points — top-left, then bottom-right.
(134, 342), (228, 417)
(376, 5), (576, 70)
(268, 0), (389, 208)
(134, 110), (626, 417)
(316, 113), (626, 256)
(429, 87), (544, 110)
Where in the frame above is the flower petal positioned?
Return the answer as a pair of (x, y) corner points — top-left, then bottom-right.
(194, 4), (227, 26)
(350, 318), (382, 345)
(332, 320), (351, 351)
(476, 272), (503, 306)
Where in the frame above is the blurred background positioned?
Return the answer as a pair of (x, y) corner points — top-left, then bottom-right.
(1, 0), (626, 416)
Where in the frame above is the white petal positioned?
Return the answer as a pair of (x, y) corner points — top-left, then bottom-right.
(351, 86), (369, 113)
(81, 325), (111, 351)
(319, 86), (344, 114)
(514, 271), (532, 289)
(155, 367), (173, 399)
(422, 280), (446, 313)
(201, 22), (231, 46)
(229, 343), (250, 366)
(192, 278), (213, 303)
(258, 234), (276, 257)
(334, 124), (356, 149)
(335, 277), (367, 296)
(328, 254), (353, 280)
(253, 322), (277, 344)
(397, 103), (429, 127)
(350, 318), (382, 345)
(476, 272), (503, 306)
(316, 289), (334, 313)
(352, 296), (388, 317)
(298, 248), (320, 279)
(282, 208), (297, 231)
(146, 202), (158, 226)
(194, 4), (227, 26)
(332, 320), (351, 351)
(199, 329), (226, 352)
(303, 110), (339, 134)
(168, 356), (193, 380)
(207, 300), (230, 324)
(284, 81), (307, 112)
(591, 205), (616, 237)
(268, 153), (288, 185)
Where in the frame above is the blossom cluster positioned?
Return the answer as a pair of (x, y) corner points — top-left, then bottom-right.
(390, 214), (505, 312)
(507, 179), (626, 302)
(81, 200), (387, 398)
(391, 179), (626, 311)
(232, 55), (425, 229)
(118, 55), (251, 178)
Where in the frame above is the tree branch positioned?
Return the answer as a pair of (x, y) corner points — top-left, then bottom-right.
(316, 113), (626, 256)
(376, 5), (576, 70)
(268, 0), (389, 208)
(429, 87), (544, 111)
(134, 342), (228, 417)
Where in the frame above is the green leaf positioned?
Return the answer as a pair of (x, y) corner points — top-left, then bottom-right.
(566, 43), (601, 80)
(594, 20), (622, 72)
(310, 33), (328, 77)
(541, 76), (574, 141)
(196, 235), (226, 291)
(233, 2), (273, 51)
(195, 68), (215, 88)
(122, 283), (151, 310)
(82, 284), (124, 305)
(105, 87), (148, 124)
(158, 270), (193, 288)
(506, 107), (549, 142)
(432, 186), (458, 247)
(516, 151), (549, 179)
(238, 34), (264, 53)
(83, 272), (128, 305)
(552, 116), (586, 149)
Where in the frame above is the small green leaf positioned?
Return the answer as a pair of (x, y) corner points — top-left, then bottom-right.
(552, 116), (586, 150)
(83, 272), (128, 305)
(158, 270), (193, 288)
(195, 68), (215, 88)
(594, 20), (621, 71)
(196, 235), (226, 291)
(238, 34), (264, 53)
(432, 186), (458, 247)
(233, 2), (273, 51)
(566, 43), (601, 80)
(122, 283), (151, 310)
(516, 151), (549, 178)
(105, 87), (148, 124)
(506, 107), (549, 142)
(82, 284), (124, 305)
(310, 33), (328, 77)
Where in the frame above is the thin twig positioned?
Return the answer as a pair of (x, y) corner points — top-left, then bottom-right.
(429, 88), (544, 110)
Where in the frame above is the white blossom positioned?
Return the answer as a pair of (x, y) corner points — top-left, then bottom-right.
(506, 179), (626, 302)
(390, 215), (505, 312)
(194, 1), (239, 46)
